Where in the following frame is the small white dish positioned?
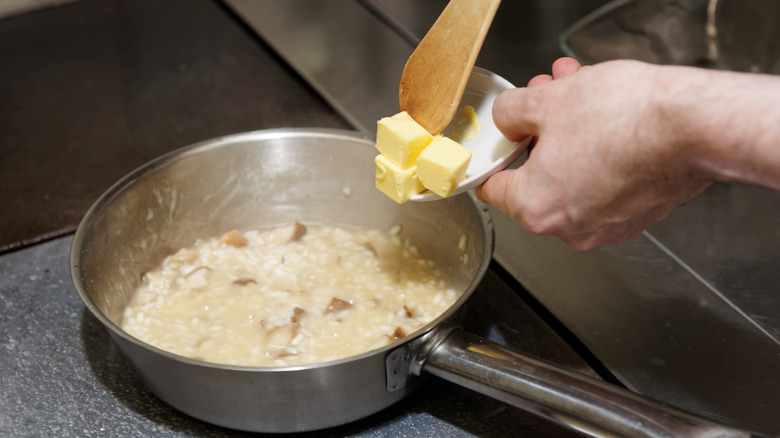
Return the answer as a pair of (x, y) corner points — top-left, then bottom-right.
(409, 67), (528, 202)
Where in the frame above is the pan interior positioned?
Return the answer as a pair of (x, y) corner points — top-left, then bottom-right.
(71, 129), (493, 362)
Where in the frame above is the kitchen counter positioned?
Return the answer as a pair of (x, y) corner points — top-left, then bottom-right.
(225, 1), (780, 434)
(1, 236), (593, 437)
(0, 0), (351, 253)
(0, 1), (595, 436)
(6, 0), (778, 435)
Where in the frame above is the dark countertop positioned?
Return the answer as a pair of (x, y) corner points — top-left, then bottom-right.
(1, 236), (589, 437)
(0, 1), (594, 436)
(0, 0), (350, 253)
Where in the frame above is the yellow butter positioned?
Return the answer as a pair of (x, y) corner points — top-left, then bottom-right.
(376, 111), (433, 169)
(417, 136), (472, 198)
(374, 154), (424, 204)
(449, 105), (484, 142)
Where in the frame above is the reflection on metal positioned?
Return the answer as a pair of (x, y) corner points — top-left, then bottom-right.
(424, 330), (764, 438)
(491, 204), (780, 433)
(0, 0), (83, 19)
(224, 0), (409, 133)
(224, 0), (780, 434)
(642, 231), (780, 347)
(560, 0), (780, 74)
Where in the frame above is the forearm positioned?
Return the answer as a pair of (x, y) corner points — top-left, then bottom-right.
(481, 58), (779, 249)
(658, 65), (780, 190)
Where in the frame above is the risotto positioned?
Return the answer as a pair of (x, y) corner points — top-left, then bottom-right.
(120, 223), (459, 367)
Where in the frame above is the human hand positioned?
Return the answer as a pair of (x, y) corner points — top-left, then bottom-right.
(477, 58), (713, 250)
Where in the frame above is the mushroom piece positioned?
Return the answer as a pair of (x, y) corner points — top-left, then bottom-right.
(219, 229), (248, 248)
(233, 278), (257, 286)
(290, 307), (305, 323)
(169, 248), (198, 264)
(324, 297), (352, 315)
(362, 242), (378, 257)
(381, 326), (409, 346)
(184, 266), (211, 288)
(184, 266), (211, 278)
(289, 222), (307, 242)
(267, 323), (300, 348)
(390, 326), (407, 341)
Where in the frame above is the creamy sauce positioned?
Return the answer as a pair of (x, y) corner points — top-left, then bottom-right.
(121, 224), (458, 367)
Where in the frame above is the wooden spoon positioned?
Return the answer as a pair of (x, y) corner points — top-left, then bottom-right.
(399, 0), (501, 135)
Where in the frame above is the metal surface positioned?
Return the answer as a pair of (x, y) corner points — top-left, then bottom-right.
(3, 236), (594, 437)
(423, 330), (765, 438)
(70, 128), (494, 433)
(2, 2), (600, 436)
(223, 0), (780, 434)
(224, 1), (407, 134)
(71, 126), (766, 437)
(560, 0), (780, 74)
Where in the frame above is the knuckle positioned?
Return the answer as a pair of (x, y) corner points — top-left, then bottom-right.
(515, 203), (565, 237)
(565, 237), (600, 252)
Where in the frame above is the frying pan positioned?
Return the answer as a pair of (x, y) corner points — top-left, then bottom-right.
(70, 129), (765, 437)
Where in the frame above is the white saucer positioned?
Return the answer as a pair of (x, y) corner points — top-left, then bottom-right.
(409, 67), (528, 202)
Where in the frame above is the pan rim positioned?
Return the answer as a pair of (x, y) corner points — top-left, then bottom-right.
(70, 127), (495, 373)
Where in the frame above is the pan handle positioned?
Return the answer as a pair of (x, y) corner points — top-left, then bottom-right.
(417, 329), (769, 438)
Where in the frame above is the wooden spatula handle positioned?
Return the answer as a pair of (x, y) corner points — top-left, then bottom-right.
(399, 0), (501, 134)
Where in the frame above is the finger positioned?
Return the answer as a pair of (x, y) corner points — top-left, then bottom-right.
(527, 74), (552, 87)
(563, 202), (670, 250)
(475, 168), (523, 222)
(492, 87), (542, 142)
(551, 57), (583, 80)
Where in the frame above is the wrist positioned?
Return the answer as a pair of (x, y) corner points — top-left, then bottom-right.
(643, 64), (714, 183)
(657, 65), (780, 190)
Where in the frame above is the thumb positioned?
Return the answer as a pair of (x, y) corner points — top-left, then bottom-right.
(475, 167), (525, 222)
(492, 87), (541, 143)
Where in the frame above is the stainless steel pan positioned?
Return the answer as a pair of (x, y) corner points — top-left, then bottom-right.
(70, 129), (765, 437)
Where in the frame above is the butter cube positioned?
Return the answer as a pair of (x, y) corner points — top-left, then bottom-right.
(449, 105), (484, 142)
(376, 111), (433, 169)
(375, 154), (424, 204)
(417, 136), (472, 198)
